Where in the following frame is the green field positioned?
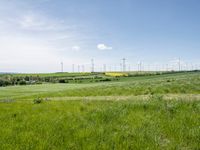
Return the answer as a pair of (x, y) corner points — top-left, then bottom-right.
(0, 72), (200, 149)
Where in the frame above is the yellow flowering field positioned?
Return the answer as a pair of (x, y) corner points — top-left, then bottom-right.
(105, 72), (129, 77)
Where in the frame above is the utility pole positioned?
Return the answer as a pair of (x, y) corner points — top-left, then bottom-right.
(91, 59), (94, 73)
(61, 62), (63, 72)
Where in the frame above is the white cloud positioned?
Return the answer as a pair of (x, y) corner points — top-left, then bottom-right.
(97, 44), (112, 50)
(72, 46), (80, 51)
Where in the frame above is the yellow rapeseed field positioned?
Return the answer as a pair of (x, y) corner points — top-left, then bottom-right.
(105, 72), (129, 77)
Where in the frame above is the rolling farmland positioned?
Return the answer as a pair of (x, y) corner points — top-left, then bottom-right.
(0, 71), (200, 149)
(1, 0), (200, 149)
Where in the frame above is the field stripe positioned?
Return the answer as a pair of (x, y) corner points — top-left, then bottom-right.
(45, 94), (200, 101)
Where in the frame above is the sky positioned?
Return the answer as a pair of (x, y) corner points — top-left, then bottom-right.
(0, 0), (200, 73)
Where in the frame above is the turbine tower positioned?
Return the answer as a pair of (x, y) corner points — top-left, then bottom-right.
(122, 58), (126, 72)
(82, 65), (85, 73)
(178, 58), (181, 71)
(72, 64), (75, 73)
(103, 64), (106, 72)
(61, 62), (64, 72)
(138, 61), (142, 72)
(91, 59), (94, 73)
(78, 65), (80, 72)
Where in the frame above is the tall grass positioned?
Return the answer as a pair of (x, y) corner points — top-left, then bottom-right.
(0, 98), (199, 149)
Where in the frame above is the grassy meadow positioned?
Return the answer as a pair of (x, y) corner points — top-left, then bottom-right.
(0, 71), (200, 149)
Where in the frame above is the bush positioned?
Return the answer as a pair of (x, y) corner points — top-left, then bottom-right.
(24, 76), (30, 81)
(33, 98), (43, 104)
(0, 79), (12, 87)
(59, 79), (66, 83)
(18, 80), (26, 85)
(100, 78), (112, 82)
(44, 77), (51, 82)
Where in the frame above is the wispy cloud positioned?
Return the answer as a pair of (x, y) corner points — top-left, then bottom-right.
(97, 44), (112, 50)
(0, 1), (116, 72)
(18, 13), (66, 31)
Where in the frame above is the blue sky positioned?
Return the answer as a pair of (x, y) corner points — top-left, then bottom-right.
(0, 0), (200, 72)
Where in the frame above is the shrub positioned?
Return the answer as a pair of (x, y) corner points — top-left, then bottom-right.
(24, 76), (30, 81)
(0, 79), (12, 87)
(33, 98), (43, 104)
(44, 77), (51, 82)
(59, 79), (66, 83)
(166, 79), (171, 82)
(18, 80), (26, 85)
(100, 78), (112, 82)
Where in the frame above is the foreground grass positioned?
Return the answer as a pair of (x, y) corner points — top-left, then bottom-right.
(0, 97), (199, 150)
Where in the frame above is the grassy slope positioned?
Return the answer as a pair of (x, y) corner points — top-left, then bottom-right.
(0, 72), (199, 100)
(0, 72), (200, 150)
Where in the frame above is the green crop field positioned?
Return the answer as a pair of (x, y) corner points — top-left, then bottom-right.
(0, 71), (200, 149)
